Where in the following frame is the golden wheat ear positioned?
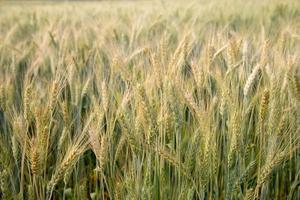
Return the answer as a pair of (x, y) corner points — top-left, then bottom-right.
(47, 131), (88, 198)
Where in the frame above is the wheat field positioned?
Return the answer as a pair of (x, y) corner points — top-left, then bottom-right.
(0, 0), (300, 199)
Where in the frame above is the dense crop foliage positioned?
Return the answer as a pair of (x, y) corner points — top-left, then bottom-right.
(0, 0), (300, 199)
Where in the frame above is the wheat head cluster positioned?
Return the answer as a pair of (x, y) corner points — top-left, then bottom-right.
(0, 0), (300, 200)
